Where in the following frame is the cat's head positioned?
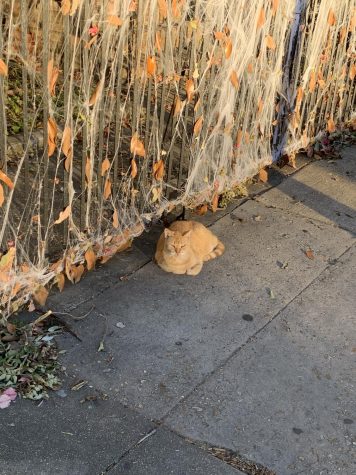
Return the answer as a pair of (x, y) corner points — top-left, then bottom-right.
(164, 228), (191, 256)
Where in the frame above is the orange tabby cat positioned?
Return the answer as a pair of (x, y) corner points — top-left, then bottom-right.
(155, 220), (225, 275)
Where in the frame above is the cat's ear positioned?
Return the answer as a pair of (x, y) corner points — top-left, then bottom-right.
(164, 228), (174, 238)
(183, 230), (192, 239)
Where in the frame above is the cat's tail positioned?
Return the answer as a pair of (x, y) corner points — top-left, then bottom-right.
(205, 240), (225, 261)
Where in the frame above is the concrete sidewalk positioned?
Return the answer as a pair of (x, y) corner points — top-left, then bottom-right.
(1, 147), (355, 475)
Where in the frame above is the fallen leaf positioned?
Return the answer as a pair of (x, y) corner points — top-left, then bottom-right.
(131, 158), (138, 178)
(327, 117), (336, 133)
(0, 248), (16, 272)
(97, 341), (105, 352)
(265, 35), (276, 49)
(101, 158), (111, 176)
(61, 0), (71, 15)
(71, 264), (85, 283)
(88, 80), (103, 106)
(56, 273), (65, 292)
(271, 0), (279, 15)
(0, 394), (11, 409)
(257, 8), (266, 28)
(0, 184), (4, 207)
(130, 133), (146, 157)
(85, 248), (96, 271)
(211, 193), (219, 212)
(225, 38), (232, 59)
(158, 0), (168, 18)
(247, 62), (254, 73)
(33, 286), (49, 306)
(174, 96), (184, 117)
(195, 204), (208, 215)
(296, 86), (303, 105)
(3, 388), (17, 401)
(107, 15), (123, 26)
(147, 56), (156, 76)
(55, 205), (71, 224)
(193, 116), (203, 136)
(186, 78), (194, 102)
(257, 97), (264, 115)
(112, 208), (119, 229)
(48, 60), (59, 96)
(104, 178), (112, 199)
(0, 170), (15, 190)
(349, 64), (356, 81)
(309, 70), (316, 92)
(48, 117), (57, 157)
(327, 9), (336, 26)
(153, 159), (165, 181)
(6, 322), (16, 334)
(151, 187), (161, 203)
(62, 126), (72, 170)
(0, 58), (8, 76)
(259, 168), (268, 183)
(85, 157), (92, 185)
(305, 248), (315, 260)
(230, 70), (239, 89)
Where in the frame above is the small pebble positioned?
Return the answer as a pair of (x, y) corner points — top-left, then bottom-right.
(116, 322), (125, 328)
(242, 314), (254, 322)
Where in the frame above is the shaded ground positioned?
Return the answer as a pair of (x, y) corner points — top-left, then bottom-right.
(1, 147), (355, 475)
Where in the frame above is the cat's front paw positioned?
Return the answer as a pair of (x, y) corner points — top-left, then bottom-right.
(186, 262), (203, 276)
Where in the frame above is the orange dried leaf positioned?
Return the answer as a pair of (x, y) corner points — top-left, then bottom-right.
(128, 0), (137, 12)
(0, 58), (8, 76)
(61, 0), (71, 15)
(211, 194), (219, 213)
(225, 38), (232, 59)
(88, 80), (103, 106)
(131, 158), (138, 178)
(257, 97), (264, 116)
(257, 8), (266, 28)
(112, 208), (119, 229)
(305, 248), (314, 260)
(271, 0), (279, 15)
(34, 286), (48, 306)
(247, 62), (254, 74)
(259, 168), (268, 183)
(130, 132), (146, 157)
(327, 117), (336, 133)
(230, 70), (239, 89)
(317, 71), (325, 88)
(85, 157), (92, 185)
(327, 9), (336, 26)
(296, 86), (303, 105)
(309, 70), (316, 92)
(104, 178), (112, 199)
(48, 59), (59, 97)
(101, 158), (111, 176)
(55, 205), (71, 224)
(56, 273), (65, 292)
(193, 116), (203, 136)
(48, 117), (57, 157)
(349, 63), (356, 81)
(107, 15), (123, 26)
(147, 56), (156, 76)
(0, 184), (4, 207)
(153, 159), (165, 181)
(214, 31), (225, 41)
(265, 35), (276, 49)
(158, 0), (168, 19)
(186, 78), (195, 102)
(85, 247), (96, 271)
(174, 96), (183, 117)
(0, 170), (15, 190)
(195, 204), (208, 216)
(62, 127), (72, 158)
(72, 264), (85, 284)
